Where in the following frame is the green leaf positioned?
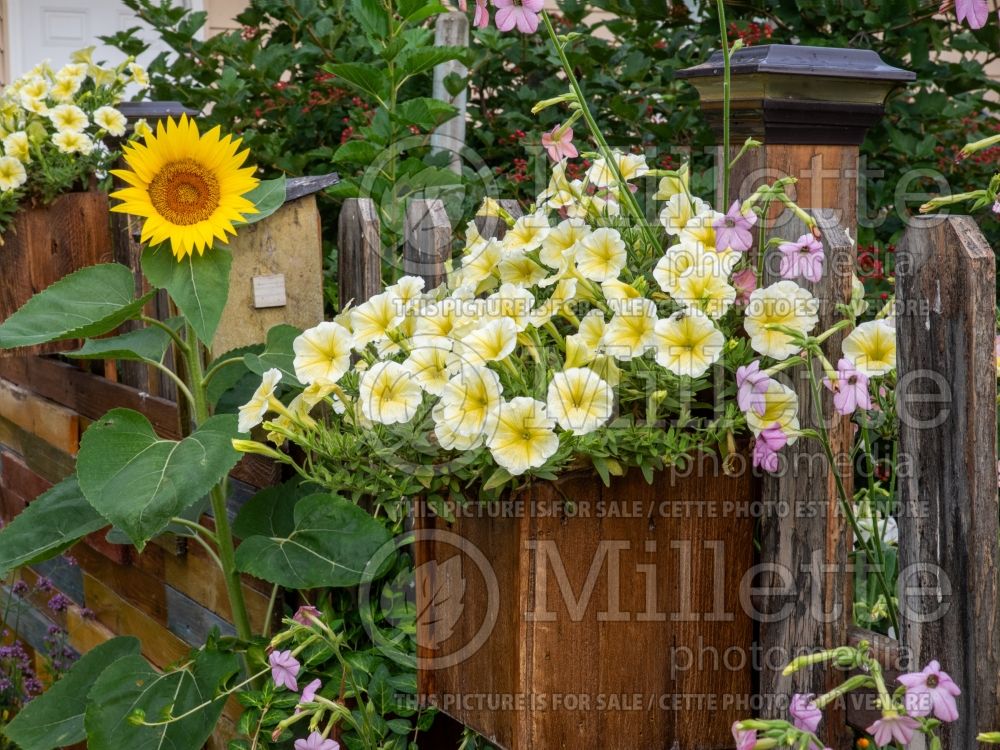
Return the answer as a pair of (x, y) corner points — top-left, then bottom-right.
(77, 409), (240, 550)
(350, 0), (390, 38)
(394, 97), (458, 130)
(84, 648), (239, 750)
(332, 140), (383, 165)
(0, 264), (153, 349)
(206, 344), (263, 407)
(232, 480), (310, 540)
(399, 0), (446, 24)
(3, 638), (140, 750)
(244, 324), (303, 388)
(235, 493), (393, 589)
(141, 244), (232, 345)
(64, 318), (183, 363)
(323, 62), (390, 102)
(0, 477), (107, 578)
(396, 47), (470, 82)
(240, 176), (286, 226)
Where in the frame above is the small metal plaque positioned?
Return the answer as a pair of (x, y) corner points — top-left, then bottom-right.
(252, 274), (287, 309)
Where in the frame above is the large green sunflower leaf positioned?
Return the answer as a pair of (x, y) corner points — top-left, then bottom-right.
(240, 176), (286, 225)
(64, 318), (183, 363)
(77, 408), (240, 550)
(3, 638), (140, 750)
(84, 648), (238, 750)
(0, 263), (153, 349)
(234, 493), (393, 589)
(141, 244), (231, 345)
(0, 477), (106, 579)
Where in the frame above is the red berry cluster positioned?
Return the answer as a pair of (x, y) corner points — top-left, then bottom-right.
(728, 21), (774, 47)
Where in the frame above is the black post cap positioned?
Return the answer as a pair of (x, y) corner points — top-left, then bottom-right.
(677, 44), (915, 146)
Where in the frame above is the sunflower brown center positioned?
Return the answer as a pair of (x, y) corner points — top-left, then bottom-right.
(148, 159), (221, 226)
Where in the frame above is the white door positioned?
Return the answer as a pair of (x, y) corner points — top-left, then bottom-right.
(7, 0), (201, 82)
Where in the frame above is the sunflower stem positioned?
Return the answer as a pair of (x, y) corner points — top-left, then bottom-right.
(181, 322), (255, 652)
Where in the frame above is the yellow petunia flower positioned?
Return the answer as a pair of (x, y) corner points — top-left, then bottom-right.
(238, 368), (282, 433)
(49, 104), (89, 133)
(487, 397), (559, 475)
(438, 365), (503, 439)
(744, 281), (820, 360)
(842, 319), (896, 377)
(110, 115), (259, 260)
(0, 156), (27, 192)
(292, 321), (353, 386)
(459, 317), (518, 365)
(405, 336), (455, 396)
(503, 212), (550, 254)
(576, 227), (627, 282)
(2, 132), (29, 163)
(540, 217), (588, 269)
(51, 130), (93, 155)
(674, 255), (737, 319)
(546, 367), (614, 435)
(358, 361), (422, 426)
(603, 298), (658, 361)
(659, 192), (710, 237)
(652, 310), (725, 378)
(746, 379), (800, 440)
(350, 291), (404, 347)
(498, 251), (548, 287)
(94, 106), (127, 137)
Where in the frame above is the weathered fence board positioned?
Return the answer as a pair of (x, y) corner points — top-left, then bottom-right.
(338, 197), (383, 309)
(896, 214), (1000, 746)
(758, 211), (854, 740)
(404, 199), (451, 288)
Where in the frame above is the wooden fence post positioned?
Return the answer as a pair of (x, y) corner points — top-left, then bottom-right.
(338, 197), (382, 310)
(896, 215), (999, 746)
(679, 46), (913, 745)
(431, 11), (469, 174)
(404, 199), (451, 289)
(757, 211), (854, 742)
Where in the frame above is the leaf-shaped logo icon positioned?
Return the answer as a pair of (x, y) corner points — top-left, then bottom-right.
(414, 556), (466, 651)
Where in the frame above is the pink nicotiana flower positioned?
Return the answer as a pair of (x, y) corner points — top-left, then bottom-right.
(752, 422), (787, 473)
(789, 693), (823, 732)
(293, 604), (321, 626)
(494, 0), (544, 32)
(473, 0), (490, 28)
(993, 198), (1000, 215)
(269, 649), (301, 692)
(736, 360), (771, 416)
(951, 0), (990, 28)
(296, 678), (323, 714)
(778, 233), (825, 283)
(898, 660), (962, 721)
(823, 358), (872, 416)
(866, 714), (920, 746)
(731, 722), (756, 750)
(714, 200), (757, 253)
(732, 266), (757, 305)
(541, 125), (578, 162)
(294, 732), (340, 750)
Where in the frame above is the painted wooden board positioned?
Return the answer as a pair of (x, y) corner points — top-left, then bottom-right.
(212, 196), (324, 355)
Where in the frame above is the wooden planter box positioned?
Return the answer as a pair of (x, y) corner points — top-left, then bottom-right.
(414, 464), (756, 750)
(0, 191), (114, 355)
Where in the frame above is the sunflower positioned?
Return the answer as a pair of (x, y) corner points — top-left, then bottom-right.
(110, 115), (259, 260)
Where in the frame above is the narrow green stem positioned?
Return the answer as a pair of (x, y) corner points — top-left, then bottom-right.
(541, 12), (662, 259)
(805, 362), (900, 634)
(171, 519), (225, 574)
(141, 315), (188, 352)
(716, 0), (731, 206)
(202, 356), (246, 386)
(182, 323), (254, 644)
(143, 357), (197, 412)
